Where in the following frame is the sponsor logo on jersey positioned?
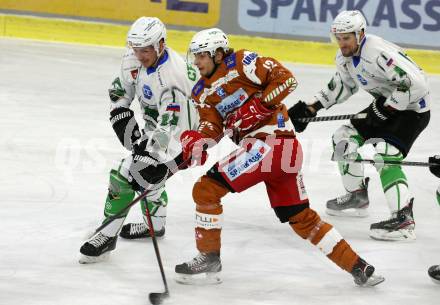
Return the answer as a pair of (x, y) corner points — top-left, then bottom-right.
(296, 172), (308, 201)
(222, 140), (271, 181)
(192, 80), (205, 96)
(142, 84), (153, 99)
(356, 74), (368, 86)
(277, 113), (285, 128)
(215, 88), (249, 118)
(419, 98), (426, 109)
(242, 52), (258, 65)
(224, 53), (236, 69)
(216, 87), (226, 98)
(166, 103), (180, 112)
(199, 70), (240, 104)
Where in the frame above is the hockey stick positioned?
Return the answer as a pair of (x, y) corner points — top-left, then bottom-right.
(90, 123), (238, 305)
(332, 156), (440, 167)
(295, 113), (367, 123)
(144, 194), (169, 305)
(146, 124), (239, 305)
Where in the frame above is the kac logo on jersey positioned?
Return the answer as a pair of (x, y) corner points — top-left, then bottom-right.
(143, 84), (153, 99)
(224, 53), (236, 69)
(356, 74), (368, 86)
(216, 87), (226, 98)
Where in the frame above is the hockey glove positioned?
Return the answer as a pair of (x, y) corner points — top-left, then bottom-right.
(429, 155), (440, 178)
(180, 130), (208, 167)
(288, 100), (317, 133)
(225, 96), (274, 132)
(366, 97), (396, 127)
(110, 107), (141, 150)
(129, 137), (169, 191)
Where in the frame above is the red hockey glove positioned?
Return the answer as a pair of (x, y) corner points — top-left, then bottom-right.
(225, 96), (273, 132)
(180, 130), (208, 166)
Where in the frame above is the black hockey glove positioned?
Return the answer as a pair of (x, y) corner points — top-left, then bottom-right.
(129, 137), (169, 191)
(366, 96), (396, 127)
(429, 155), (440, 178)
(288, 100), (319, 133)
(109, 107), (141, 150)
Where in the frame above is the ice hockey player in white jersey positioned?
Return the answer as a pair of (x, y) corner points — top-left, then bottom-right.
(79, 17), (198, 263)
(289, 10), (430, 241)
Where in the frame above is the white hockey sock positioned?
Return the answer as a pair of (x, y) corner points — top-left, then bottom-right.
(100, 217), (125, 237)
(340, 161), (365, 192)
(143, 205), (167, 231)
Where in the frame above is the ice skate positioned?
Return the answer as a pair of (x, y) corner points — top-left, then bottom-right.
(175, 252), (222, 285)
(351, 258), (385, 287)
(428, 265), (440, 284)
(326, 178), (369, 217)
(119, 222), (165, 239)
(79, 232), (117, 264)
(369, 199), (415, 241)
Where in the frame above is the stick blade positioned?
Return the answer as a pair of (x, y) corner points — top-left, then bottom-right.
(149, 292), (169, 305)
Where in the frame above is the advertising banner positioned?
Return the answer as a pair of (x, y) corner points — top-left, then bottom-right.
(238, 0), (440, 48)
(0, 0), (220, 27)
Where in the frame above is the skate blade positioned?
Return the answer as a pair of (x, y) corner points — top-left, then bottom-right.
(326, 208), (369, 218)
(358, 274), (385, 287)
(175, 271), (222, 285)
(430, 277), (440, 285)
(119, 234), (165, 241)
(78, 252), (111, 264)
(369, 228), (416, 241)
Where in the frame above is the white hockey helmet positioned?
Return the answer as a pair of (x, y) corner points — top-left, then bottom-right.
(188, 28), (229, 57)
(331, 10), (366, 44)
(127, 17), (166, 56)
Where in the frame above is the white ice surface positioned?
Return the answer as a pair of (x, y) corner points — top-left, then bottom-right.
(0, 38), (439, 305)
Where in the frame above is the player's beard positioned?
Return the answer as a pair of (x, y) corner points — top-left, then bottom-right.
(341, 45), (360, 57)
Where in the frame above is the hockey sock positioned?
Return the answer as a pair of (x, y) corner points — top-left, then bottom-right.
(378, 151), (410, 213)
(102, 169), (135, 236)
(339, 160), (365, 192)
(289, 208), (359, 272)
(141, 190), (168, 231)
(333, 131), (365, 192)
(195, 211), (223, 253)
(192, 175), (229, 254)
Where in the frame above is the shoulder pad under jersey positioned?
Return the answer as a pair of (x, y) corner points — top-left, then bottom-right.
(335, 50), (350, 66)
(238, 49), (263, 85)
(121, 48), (141, 83)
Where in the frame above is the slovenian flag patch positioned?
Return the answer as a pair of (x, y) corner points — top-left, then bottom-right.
(166, 103), (180, 112)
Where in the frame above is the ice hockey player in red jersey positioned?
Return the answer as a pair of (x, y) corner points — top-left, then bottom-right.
(174, 28), (385, 287)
